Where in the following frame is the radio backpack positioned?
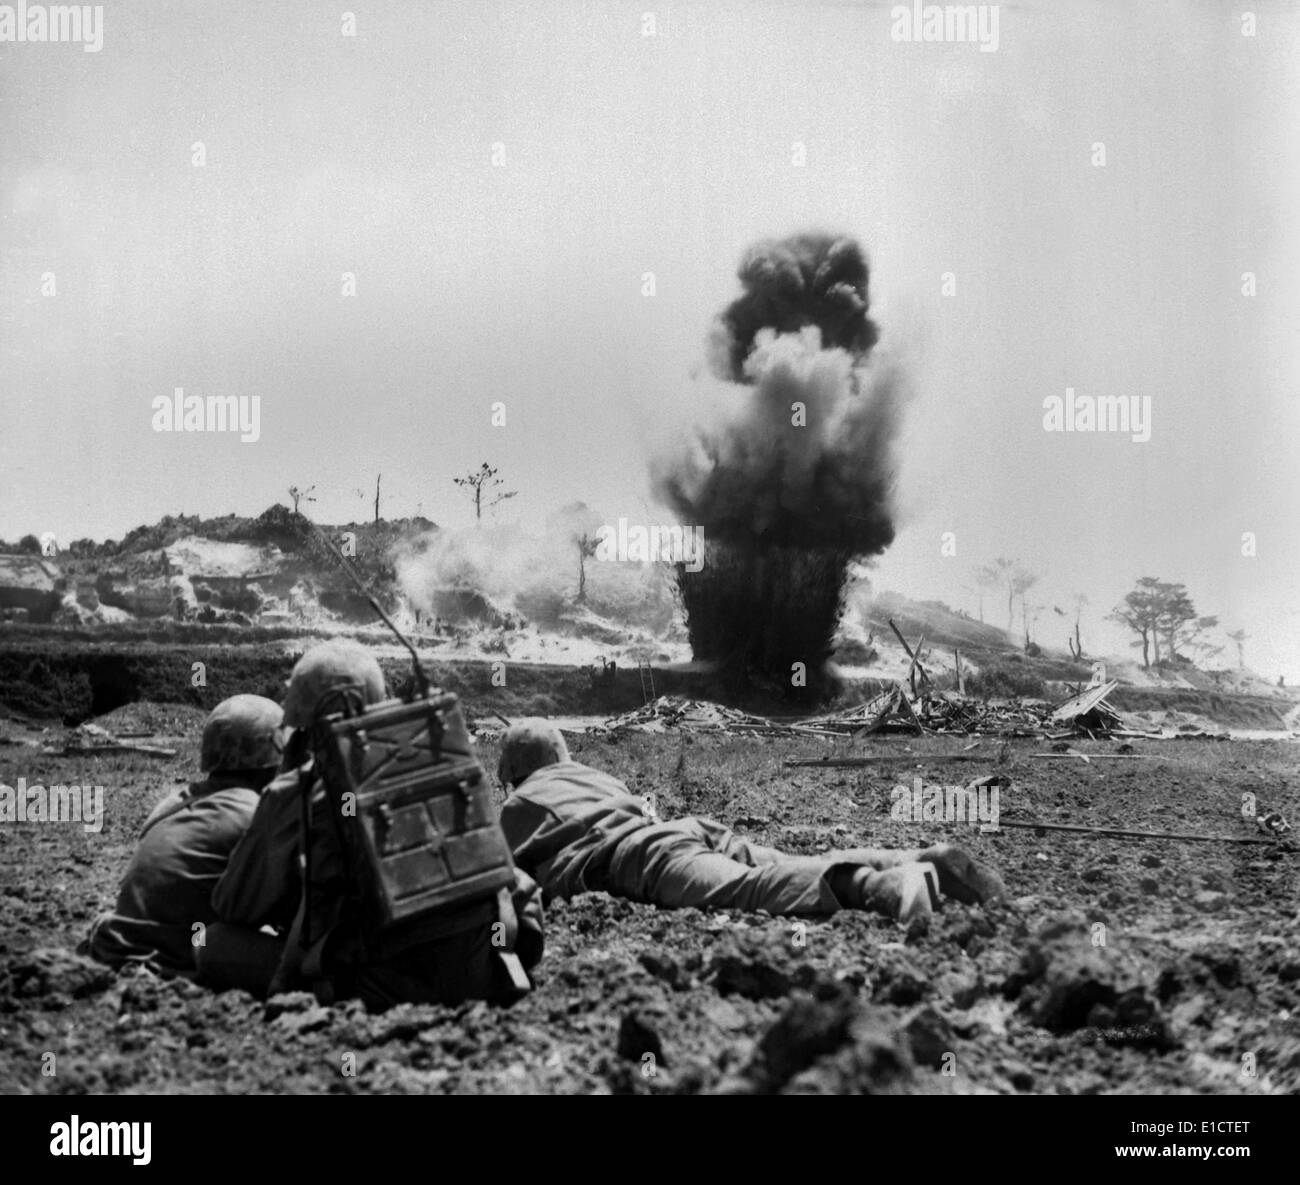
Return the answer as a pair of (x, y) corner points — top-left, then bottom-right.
(299, 685), (533, 1003)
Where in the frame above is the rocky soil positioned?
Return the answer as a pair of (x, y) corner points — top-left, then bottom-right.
(2, 703), (1297, 1094)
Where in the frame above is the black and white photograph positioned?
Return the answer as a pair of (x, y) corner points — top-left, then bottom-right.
(1, 0), (1297, 1145)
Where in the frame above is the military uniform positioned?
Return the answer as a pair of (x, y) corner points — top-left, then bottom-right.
(86, 778), (262, 974)
(497, 720), (1004, 928)
(84, 695), (285, 977)
(208, 639), (545, 1009)
(212, 761), (545, 1007)
(501, 760), (874, 915)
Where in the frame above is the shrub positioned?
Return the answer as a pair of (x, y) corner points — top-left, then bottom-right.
(966, 657), (1047, 699)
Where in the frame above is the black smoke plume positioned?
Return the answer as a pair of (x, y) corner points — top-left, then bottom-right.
(714, 234), (879, 383)
(655, 232), (907, 698)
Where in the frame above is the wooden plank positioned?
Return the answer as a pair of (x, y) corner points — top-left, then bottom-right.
(995, 819), (1278, 845)
(1049, 680), (1119, 722)
(1028, 752), (1153, 760)
(889, 619), (932, 690)
(785, 754), (992, 768)
(894, 684), (928, 735)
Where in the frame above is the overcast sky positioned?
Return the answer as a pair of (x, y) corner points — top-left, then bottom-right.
(2, 1), (1297, 676)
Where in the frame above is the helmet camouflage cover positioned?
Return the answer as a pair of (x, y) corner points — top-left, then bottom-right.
(200, 694), (286, 773)
(281, 638), (387, 729)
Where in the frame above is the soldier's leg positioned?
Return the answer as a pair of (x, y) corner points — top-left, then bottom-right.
(605, 818), (935, 925)
(605, 819), (841, 914)
(700, 819), (939, 928)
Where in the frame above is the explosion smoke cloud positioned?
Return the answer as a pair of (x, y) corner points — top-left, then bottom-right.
(655, 231), (909, 696)
(713, 234), (879, 383)
(658, 326), (905, 553)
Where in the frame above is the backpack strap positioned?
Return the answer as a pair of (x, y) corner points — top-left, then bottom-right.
(492, 886), (532, 996)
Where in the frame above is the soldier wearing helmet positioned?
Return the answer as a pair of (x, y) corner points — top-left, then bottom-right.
(208, 640), (544, 1008)
(498, 718), (1005, 934)
(279, 637), (387, 729)
(84, 695), (286, 977)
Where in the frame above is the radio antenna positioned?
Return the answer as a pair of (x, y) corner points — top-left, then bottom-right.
(301, 515), (430, 698)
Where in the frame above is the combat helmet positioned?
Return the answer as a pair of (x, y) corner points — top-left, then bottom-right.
(497, 718), (569, 788)
(200, 694), (286, 773)
(281, 639), (387, 729)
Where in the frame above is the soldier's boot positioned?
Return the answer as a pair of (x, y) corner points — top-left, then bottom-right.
(848, 844), (1005, 907)
(912, 844), (1006, 906)
(850, 862), (940, 936)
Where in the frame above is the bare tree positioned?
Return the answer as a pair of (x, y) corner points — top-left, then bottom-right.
(972, 563), (1003, 624)
(1226, 628), (1249, 670)
(1023, 601), (1045, 649)
(987, 558), (1017, 630)
(1067, 594), (1088, 659)
(1014, 570), (1039, 644)
(288, 484), (317, 515)
(453, 462), (518, 525)
(575, 532), (599, 602)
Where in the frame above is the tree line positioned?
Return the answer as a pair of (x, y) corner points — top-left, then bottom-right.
(968, 559), (1248, 672)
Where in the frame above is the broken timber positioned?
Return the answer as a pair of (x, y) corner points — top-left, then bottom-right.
(1028, 752), (1153, 762)
(889, 618), (932, 693)
(785, 754), (991, 769)
(996, 819), (1284, 845)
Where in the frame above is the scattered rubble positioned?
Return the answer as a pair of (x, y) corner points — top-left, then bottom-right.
(50, 722), (177, 758)
(602, 679), (1137, 742)
(599, 696), (801, 736)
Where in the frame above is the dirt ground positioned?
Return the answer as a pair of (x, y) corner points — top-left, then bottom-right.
(2, 700), (1298, 1095)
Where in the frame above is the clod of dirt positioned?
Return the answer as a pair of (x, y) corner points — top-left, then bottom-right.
(936, 969), (984, 1009)
(724, 992), (913, 1095)
(1, 948), (114, 1003)
(263, 991), (319, 1021)
(702, 998), (747, 1031)
(637, 951), (690, 990)
(871, 950), (931, 1005)
(900, 1005), (956, 1069)
(336, 1001), (441, 1049)
(1194, 890), (1230, 914)
(937, 910), (997, 953)
(1083, 987), (1173, 1050)
(265, 992), (333, 1035)
(1156, 948), (1246, 1005)
(617, 1010), (667, 1068)
(1001, 1059), (1035, 1090)
(705, 930), (842, 1001)
(710, 950), (792, 1000)
(1002, 914), (1172, 1048)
